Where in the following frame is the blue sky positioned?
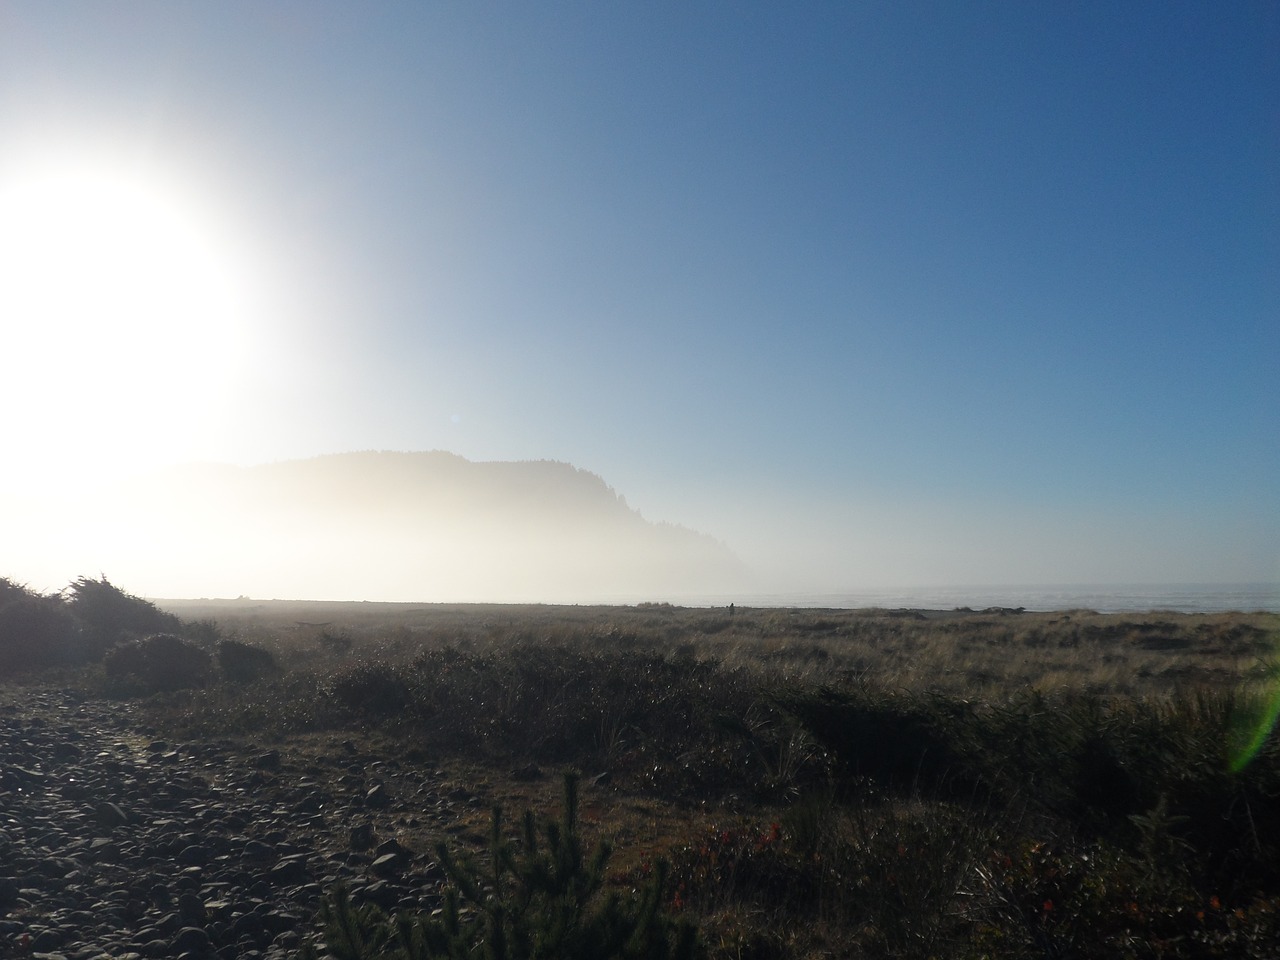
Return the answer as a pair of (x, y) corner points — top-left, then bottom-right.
(1, 2), (1276, 594)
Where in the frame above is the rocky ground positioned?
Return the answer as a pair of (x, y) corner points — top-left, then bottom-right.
(0, 687), (504, 960)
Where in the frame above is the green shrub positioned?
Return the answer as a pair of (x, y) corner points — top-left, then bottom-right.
(772, 685), (973, 798)
(216, 638), (281, 683)
(104, 633), (212, 693)
(185, 617), (223, 645)
(324, 661), (413, 717)
(441, 647), (753, 769)
(300, 773), (700, 960)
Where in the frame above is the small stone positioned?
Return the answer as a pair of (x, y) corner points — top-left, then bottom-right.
(230, 912), (266, 938)
(357, 880), (399, 910)
(177, 845), (209, 866)
(95, 802), (130, 829)
(60, 782), (92, 801)
(171, 926), (211, 953)
(348, 823), (375, 851)
(364, 784), (389, 808)
(374, 837), (408, 857)
(269, 856), (309, 886)
(242, 840), (275, 861)
(370, 853), (402, 878)
(178, 892), (206, 925)
(30, 927), (63, 950)
(273, 930), (301, 949)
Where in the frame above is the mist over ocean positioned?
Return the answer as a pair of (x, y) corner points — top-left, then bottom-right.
(694, 584), (1280, 615)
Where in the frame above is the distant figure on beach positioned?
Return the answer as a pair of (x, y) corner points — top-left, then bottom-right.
(729, 603), (735, 617)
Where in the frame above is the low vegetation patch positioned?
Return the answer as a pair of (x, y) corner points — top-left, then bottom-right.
(302, 774), (699, 960)
(104, 632), (212, 694)
(5, 584), (1279, 957)
(0, 575), (191, 674)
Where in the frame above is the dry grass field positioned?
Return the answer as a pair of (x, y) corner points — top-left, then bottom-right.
(156, 599), (1280, 958)
(158, 597), (1277, 698)
(3, 580), (1279, 958)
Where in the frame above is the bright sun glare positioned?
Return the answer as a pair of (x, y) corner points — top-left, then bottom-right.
(0, 151), (252, 490)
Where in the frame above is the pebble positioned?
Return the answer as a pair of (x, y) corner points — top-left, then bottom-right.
(0, 690), (452, 957)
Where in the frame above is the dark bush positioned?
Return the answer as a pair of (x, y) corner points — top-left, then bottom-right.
(104, 633), (211, 693)
(65, 576), (182, 651)
(185, 618), (223, 645)
(400, 645), (761, 783)
(775, 687), (973, 798)
(0, 577), (31, 606)
(318, 629), (354, 655)
(324, 661), (412, 717)
(0, 578), (84, 673)
(217, 639), (280, 684)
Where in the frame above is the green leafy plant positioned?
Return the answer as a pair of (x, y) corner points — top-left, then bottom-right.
(300, 773), (700, 960)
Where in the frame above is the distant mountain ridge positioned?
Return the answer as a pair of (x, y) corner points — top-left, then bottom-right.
(110, 451), (749, 602)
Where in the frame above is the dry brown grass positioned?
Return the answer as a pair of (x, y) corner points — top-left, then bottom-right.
(134, 599), (1280, 959)
(158, 598), (1277, 699)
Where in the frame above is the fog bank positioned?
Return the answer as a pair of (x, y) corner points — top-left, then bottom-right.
(5, 451), (751, 602)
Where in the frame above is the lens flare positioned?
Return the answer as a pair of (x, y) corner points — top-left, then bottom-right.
(1229, 578), (1280, 773)
(1230, 684), (1280, 773)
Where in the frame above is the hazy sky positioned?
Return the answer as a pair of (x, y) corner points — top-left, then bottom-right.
(1, 2), (1276, 596)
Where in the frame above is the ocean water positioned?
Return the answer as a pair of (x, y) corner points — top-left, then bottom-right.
(715, 583), (1280, 614)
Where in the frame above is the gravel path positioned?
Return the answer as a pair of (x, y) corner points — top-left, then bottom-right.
(0, 688), (481, 959)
